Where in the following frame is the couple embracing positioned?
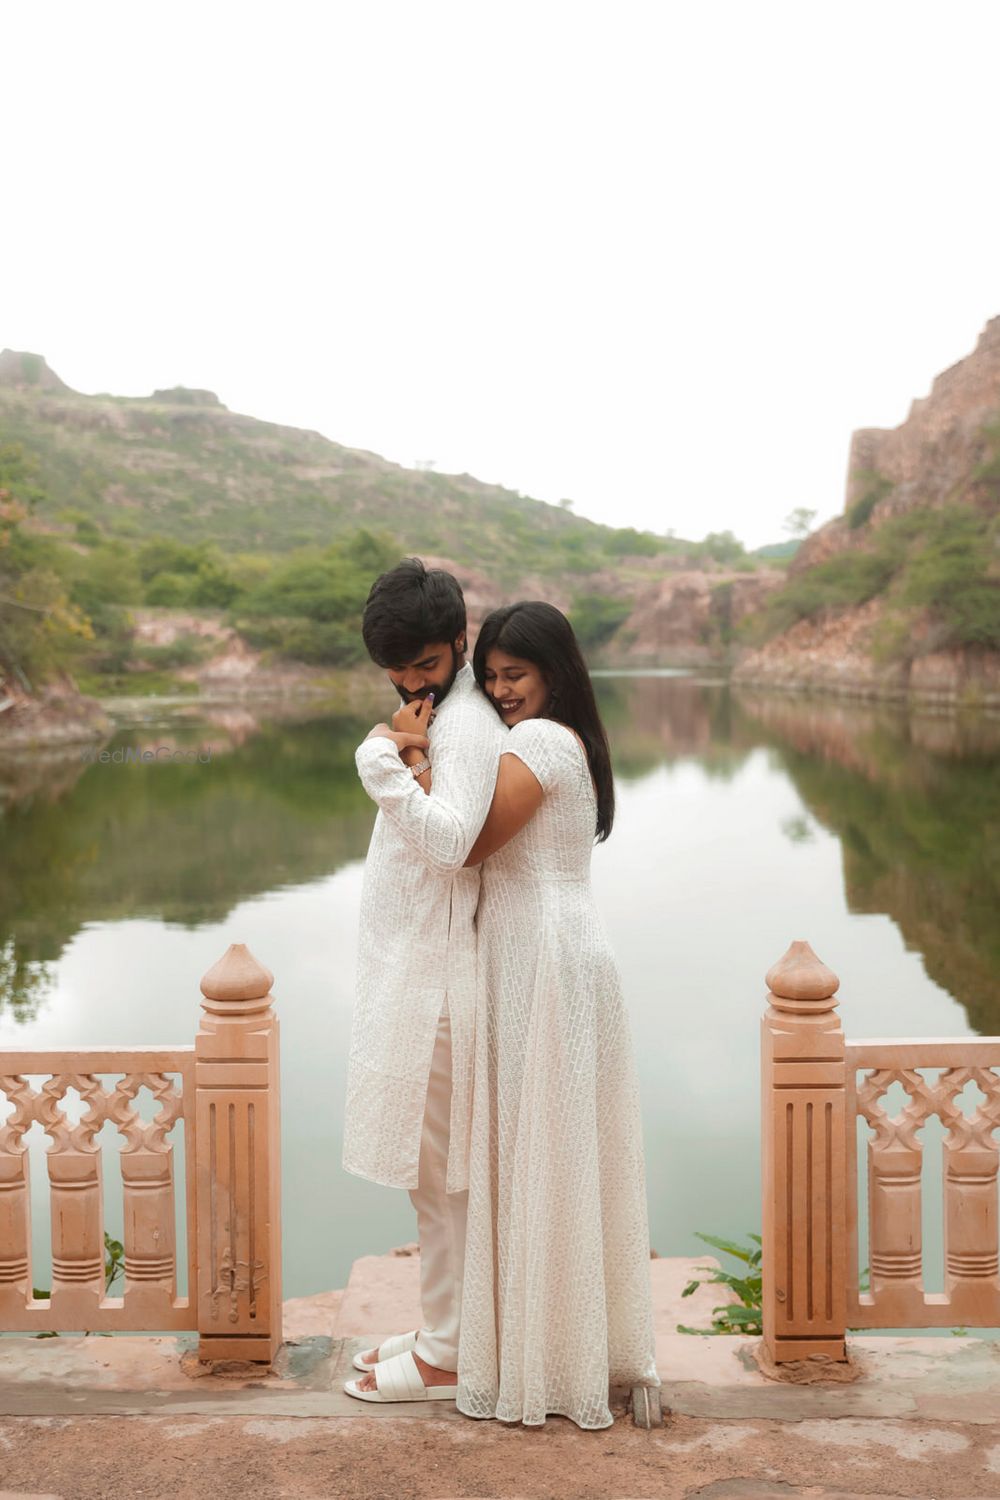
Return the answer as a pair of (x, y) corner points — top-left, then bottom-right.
(342, 558), (659, 1431)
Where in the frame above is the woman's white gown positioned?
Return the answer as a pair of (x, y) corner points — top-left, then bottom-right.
(457, 717), (660, 1430)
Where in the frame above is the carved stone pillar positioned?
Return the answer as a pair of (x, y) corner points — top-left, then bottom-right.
(114, 1071), (184, 1321)
(855, 1067), (927, 1325)
(0, 1077), (33, 1307)
(761, 940), (848, 1363)
(195, 943), (282, 1363)
(42, 1074), (106, 1324)
(942, 1068), (1000, 1323)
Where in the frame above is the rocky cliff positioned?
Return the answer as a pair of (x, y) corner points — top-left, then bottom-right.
(734, 317), (1000, 703)
(0, 349), (72, 393)
(844, 315), (1000, 518)
(613, 566), (783, 665)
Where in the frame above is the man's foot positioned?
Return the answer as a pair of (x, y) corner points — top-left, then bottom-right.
(355, 1329), (419, 1371)
(355, 1349), (456, 1394)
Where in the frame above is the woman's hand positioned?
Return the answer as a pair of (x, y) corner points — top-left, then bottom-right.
(365, 724), (430, 756)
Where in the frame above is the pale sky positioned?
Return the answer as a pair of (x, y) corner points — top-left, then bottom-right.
(3, 1), (999, 548)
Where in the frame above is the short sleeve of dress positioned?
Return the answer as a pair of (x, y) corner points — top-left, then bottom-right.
(500, 718), (576, 793)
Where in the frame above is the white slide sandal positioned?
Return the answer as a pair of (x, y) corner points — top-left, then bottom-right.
(344, 1348), (458, 1403)
(351, 1328), (420, 1372)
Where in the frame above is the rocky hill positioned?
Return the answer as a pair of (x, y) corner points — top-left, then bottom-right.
(734, 318), (1000, 704)
(0, 349), (661, 583)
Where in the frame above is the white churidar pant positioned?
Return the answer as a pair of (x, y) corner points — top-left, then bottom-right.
(409, 1002), (468, 1370)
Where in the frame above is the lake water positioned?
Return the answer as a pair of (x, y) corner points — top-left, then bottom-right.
(1, 673), (998, 1313)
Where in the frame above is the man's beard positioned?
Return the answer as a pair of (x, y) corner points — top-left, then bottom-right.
(397, 646), (461, 706)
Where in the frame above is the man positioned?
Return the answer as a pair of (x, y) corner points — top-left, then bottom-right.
(342, 557), (506, 1403)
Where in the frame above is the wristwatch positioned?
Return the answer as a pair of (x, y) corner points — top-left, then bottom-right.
(408, 758), (431, 778)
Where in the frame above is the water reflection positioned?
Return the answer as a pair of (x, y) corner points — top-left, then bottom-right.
(731, 690), (1000, 1034)
(0, 707), (376, 1022)
(2, 679), (998, 1033)
(595, 673), (745, 781)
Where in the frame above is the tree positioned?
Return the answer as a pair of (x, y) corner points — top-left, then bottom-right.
(782, 507), (818, 539)
(697, 530), (745, 564)
(0, 445), (92, 689)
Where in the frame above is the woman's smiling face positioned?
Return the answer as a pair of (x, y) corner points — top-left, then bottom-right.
(482, 648), (549, 725)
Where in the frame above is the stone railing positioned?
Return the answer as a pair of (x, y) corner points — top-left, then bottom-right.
(0, 942), (282, 1363)
(761, 939), (1000, 1364)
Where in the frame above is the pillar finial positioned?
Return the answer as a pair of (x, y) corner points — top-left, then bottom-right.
(200, 942), (274, 1002)
(765, 939), (839, 1002)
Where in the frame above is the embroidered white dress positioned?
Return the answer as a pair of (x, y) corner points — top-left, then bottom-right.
(343, 663), (506, 1192)
(457, 717), (660, 1430)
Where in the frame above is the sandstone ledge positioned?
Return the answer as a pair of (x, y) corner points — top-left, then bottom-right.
(0, 684), (110, 748)
(734, 602), (1000, 707)
(733, 650), (1000, 706)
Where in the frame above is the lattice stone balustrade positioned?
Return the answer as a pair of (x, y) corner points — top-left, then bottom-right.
(0, 942), (282, 1362)
(762, 939), (1000, 1363)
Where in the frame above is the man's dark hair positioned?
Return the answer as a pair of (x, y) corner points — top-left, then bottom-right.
(361, 557), (467, 668)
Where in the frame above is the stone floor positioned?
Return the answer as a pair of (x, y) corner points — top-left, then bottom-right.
(1, 1255), (999, 1497)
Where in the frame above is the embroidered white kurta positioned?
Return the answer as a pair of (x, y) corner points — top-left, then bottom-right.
(343, 663), (506, 1193)
(457, 717), (660, 1430)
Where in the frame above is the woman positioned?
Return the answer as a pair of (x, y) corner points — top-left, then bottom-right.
(455, 601), (660, 1430)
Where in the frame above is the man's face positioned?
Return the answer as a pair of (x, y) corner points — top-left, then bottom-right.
(386, 638), (464, 706)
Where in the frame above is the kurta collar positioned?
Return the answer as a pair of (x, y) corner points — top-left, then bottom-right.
(437, 661), (475, 712)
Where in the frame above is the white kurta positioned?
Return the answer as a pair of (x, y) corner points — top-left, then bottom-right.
(457, 717), (660, 1429)
(343, 663), (506, 1193)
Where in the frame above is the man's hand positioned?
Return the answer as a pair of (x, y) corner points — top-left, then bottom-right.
(392, 699), (435, 766)
(392, 699), (435, 736)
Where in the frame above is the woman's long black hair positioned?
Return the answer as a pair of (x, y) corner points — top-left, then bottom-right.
(473, 601), (615, 842)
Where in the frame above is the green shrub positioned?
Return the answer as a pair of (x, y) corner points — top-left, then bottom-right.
(69, 543), (143, 614)
(0, 567), (94, 684)
(695, 530), (746, 564)
(189, 556), (241, 608)
(709, 581), (735, 644)
(603, 526), (663, 558)
(75, 518), (101, 546)
(136, 537), (242, 608)
(136, 537), (205, 583)
(138, 636), (213, 669)
(758, 547), (900, 636)
(238, 615), (363, 665)
(973, 419), (1000, 491)
(569, 593), (632, 649)
(81, 605), (135, 675)
(900, 506), (1000, 647)
(677, 1232), (762, 1337)
(146, 571), (194, 606)
(847, 471), (893, 530)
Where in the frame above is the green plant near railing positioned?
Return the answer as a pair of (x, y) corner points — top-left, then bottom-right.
(678, 1237), (971, 1342)
(30, 1232), (125, 1337)
(677, 1231), (884, 1338)
(677, 1231), (763, 1336)
(103, 1232), (124, 1291)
